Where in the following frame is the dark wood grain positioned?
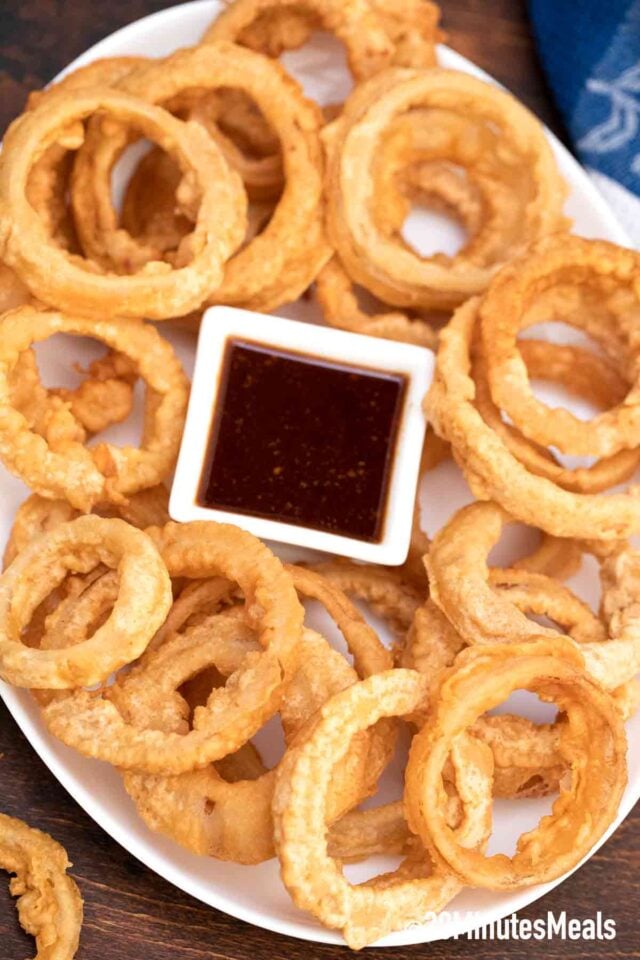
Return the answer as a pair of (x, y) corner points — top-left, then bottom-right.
(0, 1), (635, 958)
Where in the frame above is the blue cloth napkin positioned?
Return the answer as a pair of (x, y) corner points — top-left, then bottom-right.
(529, 0), (640, 243)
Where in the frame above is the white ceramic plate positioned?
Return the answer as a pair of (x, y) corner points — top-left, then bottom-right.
(0, 0), (636, 949)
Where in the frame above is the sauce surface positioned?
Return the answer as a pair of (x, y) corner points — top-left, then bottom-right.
(198, 338), (407, 542)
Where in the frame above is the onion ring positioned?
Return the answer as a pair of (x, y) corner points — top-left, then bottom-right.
(42, 521), (304, 773)
(32, 564), (393, 862)
(0, 515), (171, 688)
(273, 669), (494, 949)
(401, 570), (611, 801)
(203, 0), (441, 73)
(119, 611), (390, 863)
(425, 502), (591, 645)
(426, 297), (640, 538)
(426, 501), (640, 688)
(474, 338), (640, 494)
(202, 0), (395, 79)
(480, 236), (640, 458)
(70, 43), (328, 310)
(0, 87), (246, 319)
(405, 639), (627, 889)
(323, 68), (567, 310)
(0, 812), (83, 959)
(0, 307), (189, 510)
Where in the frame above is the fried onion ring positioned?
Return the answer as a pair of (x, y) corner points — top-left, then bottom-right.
(474, 338), (640, 494)
(0, 516), (171, 688)
(0, 307), (189, 510)
(426, 501), (640, 688)
(119, 616), (390, 864)
(273, 669), (494, 949)
(323, 68), (567, 310)
(480, 236), (640, 458)
(405, 639), (627, 889)
(0, 87), (246, 319)
(42, 521), (304, 773)
(202, 0), (395, 79)
(70, 43), (328, 311)
(0, 812), (83, 959)
(402, 572), (610, 801)
(426, 297), (640, 538)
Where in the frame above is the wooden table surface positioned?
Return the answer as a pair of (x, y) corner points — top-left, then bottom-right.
(0, 2), (637, 958)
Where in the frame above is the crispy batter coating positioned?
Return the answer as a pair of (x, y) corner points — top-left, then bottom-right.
(0, 516), (171, 688)
(274, 669), (494, 949)
(0, 308), (189, 510)
(0, 88), (246, 319)
(405, 640), (627, 889)
(0, 813), (83, 959)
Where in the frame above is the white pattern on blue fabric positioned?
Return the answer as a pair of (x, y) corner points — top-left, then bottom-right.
(572, 0), (640, 190)
(529, 0), (640, 244)
(578, 64), (640, 156)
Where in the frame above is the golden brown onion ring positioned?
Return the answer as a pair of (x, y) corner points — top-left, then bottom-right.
(273, 669), (494, 949)
(42, 521), (304, 774)
(405, 639), (627, 889)
(323, 68), (567, 310)
(402, 571), (610, 801)
(70, 43), (328, 311)
(0, 516), (171, 688)
(426, 297), (640, 539)
(480, 236), (640, 458)
(203, 0), (441, 72)
(474, 338), (640, 494)
(0, 812), (83, 959)
(426, 501), (640, 688)
(120, 609), (391, 864)
(0, 87), (246, 319)
(202, 0), (395, 79)
(0, 307), (189, 510)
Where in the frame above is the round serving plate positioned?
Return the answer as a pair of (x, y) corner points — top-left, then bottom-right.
(0, 1), (636, 948)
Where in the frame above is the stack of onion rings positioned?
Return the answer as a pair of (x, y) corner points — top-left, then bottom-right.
(323, 68), (568, 312)
(405, 639), (627, 889)
(0, 88), (246, 319)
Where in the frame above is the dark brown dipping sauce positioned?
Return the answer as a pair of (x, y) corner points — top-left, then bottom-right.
(197, 338), (407, 542)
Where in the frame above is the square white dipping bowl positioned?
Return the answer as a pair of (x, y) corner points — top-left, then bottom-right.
(170, 307), (434, 564)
